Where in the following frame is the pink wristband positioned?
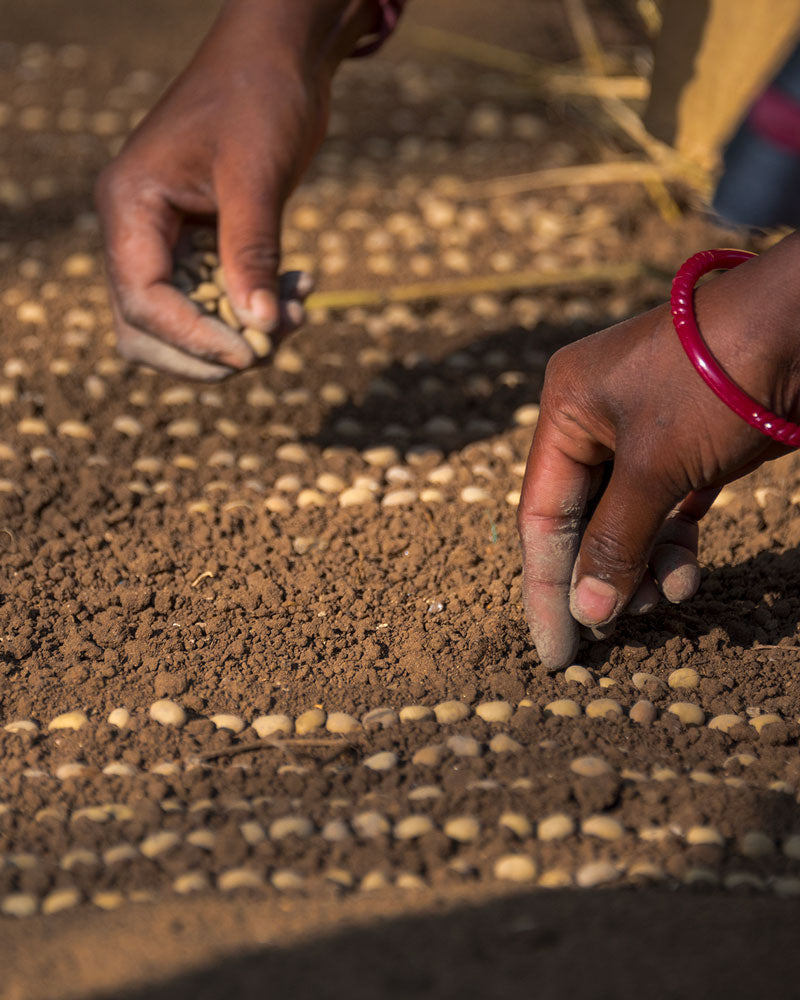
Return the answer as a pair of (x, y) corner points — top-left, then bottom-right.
(671, 248), (800, 447)
(352, 0), (405, 56)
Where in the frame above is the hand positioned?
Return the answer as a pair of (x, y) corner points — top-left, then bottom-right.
(95, 0), (377, 380)
(517, 234), (800, 669)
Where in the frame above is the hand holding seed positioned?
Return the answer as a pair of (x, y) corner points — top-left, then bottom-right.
(95, 0), (376, 380)
(518, 234), (800, 668)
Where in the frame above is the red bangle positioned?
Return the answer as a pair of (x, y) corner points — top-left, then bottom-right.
(671, 248), (800, 447)
(351, 0), (405, 57)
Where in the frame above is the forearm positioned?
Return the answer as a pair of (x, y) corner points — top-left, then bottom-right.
(211, 0), (379, 75)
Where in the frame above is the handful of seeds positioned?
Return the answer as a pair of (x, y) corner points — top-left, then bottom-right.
(171, 228), (272, 359)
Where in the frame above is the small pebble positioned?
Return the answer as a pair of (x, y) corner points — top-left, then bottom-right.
(56, 762), (85, 781)
(353, 812), (390, 838)
(475, 700), (512, 723)
(218, 869), (264, 891)
(629, 700), (656, 725)
(1, 894), (38, 918)
(103, 762), (136, 777)
(444, 816), (480, 842)
(489, 733), (522, 753)
(42, 888), (81, 915)
(427, 465), (454, 485)
(494, 854), (537, 882)
(585, 699), (622, 720)
(576, 861), (619, 888)
(420, 488), (444, 503)
(4, 720), (38, 736)
(362, 707), (398, 729)
(582, 815), (624, 841)
(668, 667), (699, 690)
(17, 417), (48, 435)
(513, 404), (540, 427)
(325, 711), (360, 734)
(363, 445), (398, 468)
(724, 872), (765, 891)
(408, 786), (443, 802)
(166, 419), (200, 438)
(631, 671), (661, 691)
(750, 713), (782, 734)
(272, 870), (305, 892)
(537, 813), (575, 841)
(739, 831), (774, 857)
(364, 751), (397, 772)
(316, 472), (346, 494)
(668, 702), (705, 726)
(460, 485), (490, 503)
(774, 878), (800, 897)
(564, 665), (592, 686)
(48, 710), (88, 732)
(447, 734), (481, 757)
(251, 714), (292, 738)
(539, 869), (573, 889)
(396, 873), (427, 891)
(382, 489), (417, 507)
(276, 442), (309, 464)
(629, 861), (669, 883)
(652, 766), (678, 782)
(103, 844), (139, 865)
(322, 820), (351, 842)
(686, 825), (725, 847)
(434, 700), (470, 724)
(140, 831), (180, 858)
(186, 830), (216, 850)
(339, 487), (376, 508)
(174, 873), (210, 894)
(269, 816), (313, 839)
(499, 812), (532, 838)
(61, 849), (98, 871)
(400, 705), (433, 723)
(210, 713), (245, 734)
(708, 714), (745, 733)
(360, 871), (390, 892)
(295, 708), (326, 734)
(265, 495), (291, 514)
(149, 699), (187, 728)
(412, 745), (443, 766)
(395, 816), (434, 839)
(783, 835), (800, 860)
(570, 756), (611, 778)
(545, 699), (581, 718)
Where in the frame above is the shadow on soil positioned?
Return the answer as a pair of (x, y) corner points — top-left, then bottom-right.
(307, 309), (625, 455)
(98, 885), (800, 1000)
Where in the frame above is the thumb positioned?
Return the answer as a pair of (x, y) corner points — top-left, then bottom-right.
(216, 164), (285, 332)
(569, 463), (677, 628)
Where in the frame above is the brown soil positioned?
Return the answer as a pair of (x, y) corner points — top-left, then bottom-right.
(1, 1), (800, 998)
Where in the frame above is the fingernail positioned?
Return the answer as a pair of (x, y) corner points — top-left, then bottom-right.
(247, 289), (279, 329)
(573, 576), (618, 625)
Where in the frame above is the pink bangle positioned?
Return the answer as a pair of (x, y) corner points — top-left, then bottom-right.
(351, 0), (405, 57)
(671, 248), (800, 447)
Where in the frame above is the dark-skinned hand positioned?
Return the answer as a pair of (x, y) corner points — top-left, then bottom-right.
(518, 233), (800, 669)
(95, 0), (377, 380)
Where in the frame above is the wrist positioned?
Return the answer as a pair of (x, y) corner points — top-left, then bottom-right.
(693, 235), (800, 422)
(219, 0), (378, 72)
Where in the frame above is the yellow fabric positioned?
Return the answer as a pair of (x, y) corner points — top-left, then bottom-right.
(645, 0), (800, 170)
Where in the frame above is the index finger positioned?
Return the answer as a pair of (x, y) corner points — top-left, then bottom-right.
(517, 408), (606, 669)
(98, 176), (255, 370)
